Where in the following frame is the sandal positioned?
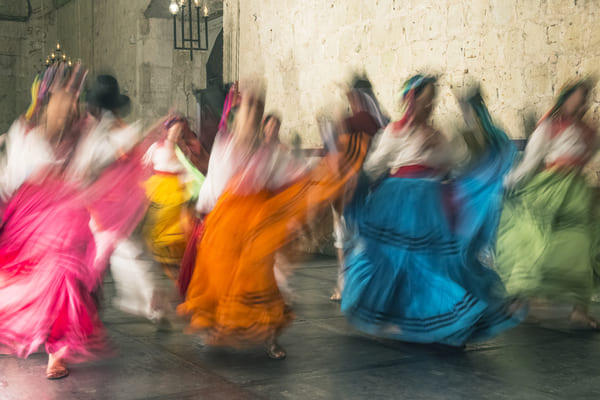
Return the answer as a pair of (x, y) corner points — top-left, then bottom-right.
(46, 359), (69, 380)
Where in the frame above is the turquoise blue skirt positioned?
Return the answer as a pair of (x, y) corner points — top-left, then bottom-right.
(341, 175), (525, 346)
(341, 95), (525, 346)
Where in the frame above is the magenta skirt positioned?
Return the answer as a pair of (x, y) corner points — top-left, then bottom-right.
(0, 178), (108, 362)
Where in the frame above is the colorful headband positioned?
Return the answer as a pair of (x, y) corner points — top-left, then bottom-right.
(392, 74), (437, 130)
(219, 83), (240, 131)
(25, 74), (42, 121)
(400, 74), (437, 103)
(24, 62), (87, 123)
(464, 89), (507, 148)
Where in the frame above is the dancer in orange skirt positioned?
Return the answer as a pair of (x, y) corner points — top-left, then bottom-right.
(178, 84), (369, 359)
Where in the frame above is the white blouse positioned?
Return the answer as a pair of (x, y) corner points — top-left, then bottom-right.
(69, 112), (142, 182)
(195, 132), (240, 214)
(195, 131), (307, 215)
(504, 119), (597, 188)
(145, 142), (186, 174)
(0, 120), (58, 199)
(363, 123), (452, 181)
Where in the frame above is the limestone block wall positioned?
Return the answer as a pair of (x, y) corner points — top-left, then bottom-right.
(0, 21), (25, 133)
(0, 0), (222, 132)
(224, 0), (600, 149)
(0, 0), (58, 133)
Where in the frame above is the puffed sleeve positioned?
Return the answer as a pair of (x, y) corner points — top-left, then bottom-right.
(195, 132), (231, 214)
(265, 147), (309, 191)
(363, 125), (397, 181)
(69, 112), (142, 181)
(504, 120), (552, 189)
(0, 120), (57, 199)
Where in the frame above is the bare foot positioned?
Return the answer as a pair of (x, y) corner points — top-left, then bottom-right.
(161, 264), (179, 281)
(569, 308), (600, 330)
(265, 340), (287, 360)
(46, 353), (69, 380)
(330, 288), (341, 302)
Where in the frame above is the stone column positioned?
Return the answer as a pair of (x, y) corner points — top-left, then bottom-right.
(223, 0), (239, 83)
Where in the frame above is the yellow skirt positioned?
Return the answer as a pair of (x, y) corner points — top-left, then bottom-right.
(143, 173), (191, 265)
(177, 133), (369, 347)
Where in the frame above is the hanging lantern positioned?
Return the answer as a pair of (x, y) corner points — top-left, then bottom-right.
(169, 0), (209, 60)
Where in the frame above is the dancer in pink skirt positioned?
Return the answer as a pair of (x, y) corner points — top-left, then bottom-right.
(0, 65), (156, 379)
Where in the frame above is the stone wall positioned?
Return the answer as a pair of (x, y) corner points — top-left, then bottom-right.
(223, 0), (600, 148)
(0, 20), (25, 133)
(0, 1), (30, 130)
(0, 0), (223, 132)
(0, 1), (56, 133)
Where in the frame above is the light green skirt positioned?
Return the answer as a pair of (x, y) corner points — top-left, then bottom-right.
(496, 169), (600, 303)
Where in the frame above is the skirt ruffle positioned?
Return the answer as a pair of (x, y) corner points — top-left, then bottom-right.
(0, 180), (108, 362)
(341, 178), (524, 346)
(143, 173), (192, 265)
(0, 139), (152, 361)
(177, 133), (369, 347)
(496, 169), (600, 302)
(177, 217), (205, 298)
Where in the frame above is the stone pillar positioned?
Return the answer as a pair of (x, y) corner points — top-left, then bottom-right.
(223, 0), (240, 83)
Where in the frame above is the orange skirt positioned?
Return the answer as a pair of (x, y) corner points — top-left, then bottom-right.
(177, 133), (369, 347)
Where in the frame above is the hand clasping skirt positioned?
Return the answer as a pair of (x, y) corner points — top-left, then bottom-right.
(341, 125), (525, 346)
(177, 133), (369, 347)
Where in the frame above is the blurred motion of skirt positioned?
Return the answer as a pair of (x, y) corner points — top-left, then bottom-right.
(143, 172), (192, 267)
(341, 115), (524, 346)
(0, 180), (108, 362)
(496, 169), (600, 304)
(177, 133), (369, 347)
(341, 176), (525, 347)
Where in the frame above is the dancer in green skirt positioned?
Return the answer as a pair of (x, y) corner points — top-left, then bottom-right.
(497, 79), (600, 328)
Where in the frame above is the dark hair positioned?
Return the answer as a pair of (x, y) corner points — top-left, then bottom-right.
(227, 106), (239, 127)
(414, 80), (435, 99)
(401, 75), (437, 102)
(351, 76), (373, 91)
(541, 79), (592, 123)
(263, 113), (281, 126)
(164, 115), (186, 129)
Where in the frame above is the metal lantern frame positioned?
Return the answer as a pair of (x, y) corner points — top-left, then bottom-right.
(170, 0), (209, 61)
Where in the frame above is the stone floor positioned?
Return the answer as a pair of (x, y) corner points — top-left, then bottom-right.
(2, 257), (600, 400)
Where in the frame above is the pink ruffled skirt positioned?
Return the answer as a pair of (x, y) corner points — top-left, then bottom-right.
(0, 179), (107, 362)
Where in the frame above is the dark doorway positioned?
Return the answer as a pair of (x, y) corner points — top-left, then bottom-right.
(195, 28), (224, 152)
(206, 29), (223, 89)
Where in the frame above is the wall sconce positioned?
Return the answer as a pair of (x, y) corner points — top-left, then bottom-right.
(169, 0), (209, 61)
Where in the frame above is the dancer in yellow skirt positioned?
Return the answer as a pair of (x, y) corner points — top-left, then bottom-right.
(143, 117), (201, 279)
(178, 84), (369, 359)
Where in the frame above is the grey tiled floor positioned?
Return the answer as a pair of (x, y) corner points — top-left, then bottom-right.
(2, 257), (600, 399)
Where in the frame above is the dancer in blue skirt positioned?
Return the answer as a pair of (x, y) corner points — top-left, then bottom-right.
(341, 75), (526, 346)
